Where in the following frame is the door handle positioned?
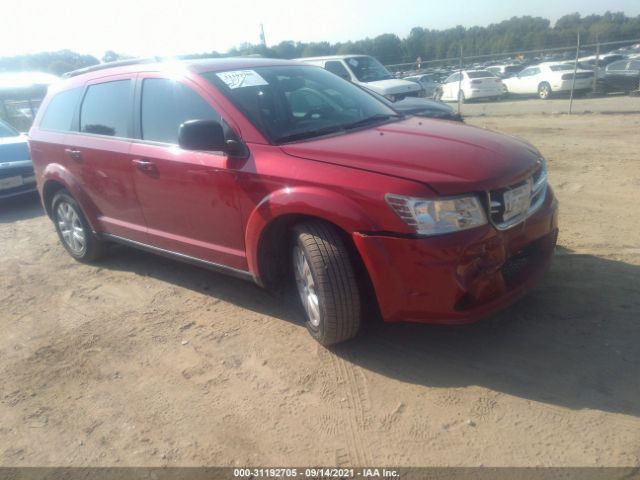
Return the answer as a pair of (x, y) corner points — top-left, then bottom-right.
(64, 148), (82, 161)
(132, 159), (158, 174)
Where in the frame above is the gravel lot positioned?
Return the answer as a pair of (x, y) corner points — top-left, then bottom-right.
(1, 106), (639, 467)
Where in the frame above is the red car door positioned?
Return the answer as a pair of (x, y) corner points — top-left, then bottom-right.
(70, 76), (147, 242)
(129, 74), (247, 271)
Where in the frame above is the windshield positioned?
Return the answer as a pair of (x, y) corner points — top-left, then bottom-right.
(0, 120), (20, 137)
(345, 56), (394, 82)
(202, 65), (399, 144)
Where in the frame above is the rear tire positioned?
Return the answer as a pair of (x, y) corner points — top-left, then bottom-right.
(538, 82), (552, 100)
(51, 190), (107, 262)
(292, 221), (361, 346)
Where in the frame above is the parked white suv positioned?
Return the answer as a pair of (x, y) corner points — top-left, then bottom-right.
(503, 62), (595, 99)
(437, 70), (505, 102)
(297, 55), (422, 101)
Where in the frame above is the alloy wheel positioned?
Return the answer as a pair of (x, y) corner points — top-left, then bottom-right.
(56, 201), (86, 255)
(293, 245), (321, 327)
(539, 84), (551, 99)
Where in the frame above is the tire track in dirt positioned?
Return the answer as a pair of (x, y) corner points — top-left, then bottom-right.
(318, 347), (373, 467)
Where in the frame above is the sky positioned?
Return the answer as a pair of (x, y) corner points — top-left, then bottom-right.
(2, 0), (640, 59)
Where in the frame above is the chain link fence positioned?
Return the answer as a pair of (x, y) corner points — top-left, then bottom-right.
(383, 37), (640, 117)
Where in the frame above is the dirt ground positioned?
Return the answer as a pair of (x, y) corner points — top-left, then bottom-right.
(455, 92), (640, 117)
(1, 112), (639, 467)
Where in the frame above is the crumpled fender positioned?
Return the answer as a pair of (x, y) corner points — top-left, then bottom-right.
(244, 186), (379, 277)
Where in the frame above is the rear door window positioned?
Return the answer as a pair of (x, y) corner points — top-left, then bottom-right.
(40, 88), (83, 132)
(80, 80), (131, 137)
(140, 78), (222, 144)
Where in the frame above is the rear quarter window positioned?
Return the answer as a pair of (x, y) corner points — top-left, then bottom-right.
(39, 88), (83, 132)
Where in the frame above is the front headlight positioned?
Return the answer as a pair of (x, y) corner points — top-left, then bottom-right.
(386, 194), (488, 236)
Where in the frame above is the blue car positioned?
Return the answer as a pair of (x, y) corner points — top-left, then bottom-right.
(0, 119), (36, 200)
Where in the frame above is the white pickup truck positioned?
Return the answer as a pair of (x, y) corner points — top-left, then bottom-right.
(297, 55), (422, 101)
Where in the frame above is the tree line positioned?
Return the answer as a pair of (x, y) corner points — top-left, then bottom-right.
(1, 12), (639, 76)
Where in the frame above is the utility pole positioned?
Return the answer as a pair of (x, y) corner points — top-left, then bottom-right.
(593, 33), (600, 94)
(457, 45), (463, 114)
(569, 31), (580, 115)
(260, 24), (267, 47)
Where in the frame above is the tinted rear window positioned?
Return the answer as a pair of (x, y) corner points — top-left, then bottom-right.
(40, 88), (82, 132)
(80, 80), (131, 137)
(467, 71), (495, 79)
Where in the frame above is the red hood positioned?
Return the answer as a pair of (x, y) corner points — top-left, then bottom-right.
(280, 117), (541, 195)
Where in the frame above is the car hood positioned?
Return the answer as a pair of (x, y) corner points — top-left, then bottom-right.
(0, 135), (31, 164)
(280, 117), (541, 195)
(361, 79), (422, 95)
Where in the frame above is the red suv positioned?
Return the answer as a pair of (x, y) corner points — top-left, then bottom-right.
(29, 58), (558, 345)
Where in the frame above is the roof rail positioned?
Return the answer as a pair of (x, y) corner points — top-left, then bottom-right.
(62, 57), (165, 78)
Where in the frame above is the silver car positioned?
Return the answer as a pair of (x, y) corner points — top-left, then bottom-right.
(403, 74), (440, 97)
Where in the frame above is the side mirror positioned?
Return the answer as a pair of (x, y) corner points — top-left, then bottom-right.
(178, 119), (248, 158)
(178, 119), (226, 151)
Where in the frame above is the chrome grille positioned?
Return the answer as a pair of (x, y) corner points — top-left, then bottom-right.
(488, 160), (547, 230)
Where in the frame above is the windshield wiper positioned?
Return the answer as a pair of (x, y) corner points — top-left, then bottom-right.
(275, 114), (402, 144)
(342, 113), (402, 130)
(275, 125), (346, 144)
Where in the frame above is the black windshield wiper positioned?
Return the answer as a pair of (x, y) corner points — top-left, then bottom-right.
(342, 113), (402, 130)
(275, 125), (346, 144)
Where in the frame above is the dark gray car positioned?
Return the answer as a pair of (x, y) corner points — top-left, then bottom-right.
(368, 89), (463, 122)
(0, 119), (36, 199)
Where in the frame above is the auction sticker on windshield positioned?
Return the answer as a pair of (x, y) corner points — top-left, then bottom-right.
(217, 70), (269, 89)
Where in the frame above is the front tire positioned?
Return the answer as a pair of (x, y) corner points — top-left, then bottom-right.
(52, 190), (107, 262)
(292, 221), (361, 346)
(538, 82), (552, 100)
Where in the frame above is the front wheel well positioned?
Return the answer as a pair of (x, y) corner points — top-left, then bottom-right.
(256, 215), (380, 320)
(42, 180), (67, 218)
